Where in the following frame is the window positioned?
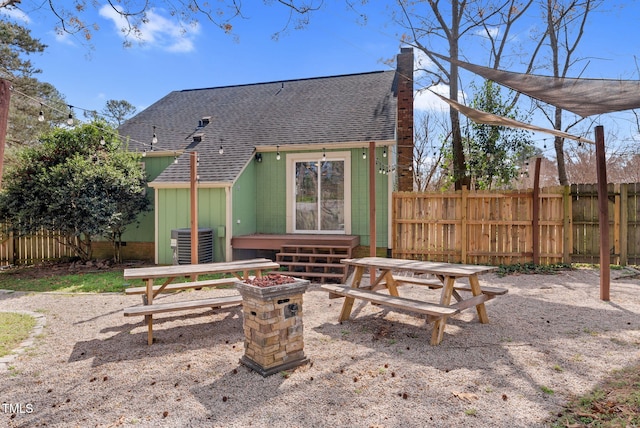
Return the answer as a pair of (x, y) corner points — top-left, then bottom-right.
(286, 152), (351, 234)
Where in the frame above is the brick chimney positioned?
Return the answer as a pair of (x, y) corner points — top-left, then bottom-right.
(396, 47), (414, 192)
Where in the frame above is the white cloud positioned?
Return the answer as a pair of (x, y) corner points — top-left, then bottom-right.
(53, 31), (75, 46)
(415, 84), (451, 112)
(0, 6), (30, 23)
(414, 49), (435, 81)
(477, 26), (500, 39)
(99, 5), (200, 53)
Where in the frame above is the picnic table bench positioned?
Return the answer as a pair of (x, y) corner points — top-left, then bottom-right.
(123, 258), (280, 344)
(320, 257), (505, 345)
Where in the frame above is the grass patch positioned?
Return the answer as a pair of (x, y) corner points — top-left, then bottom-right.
(0, 270), (128, 293)
(0, 269), (234, 294)
(549, 364), (640, 427)
(0, 312), (37, 357)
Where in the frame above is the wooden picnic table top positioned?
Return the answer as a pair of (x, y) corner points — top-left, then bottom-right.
(341, 257), (497, 277)
(123, 258), (279, 280)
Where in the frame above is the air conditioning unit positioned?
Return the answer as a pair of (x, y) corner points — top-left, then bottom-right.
(170, 228), (214, 264)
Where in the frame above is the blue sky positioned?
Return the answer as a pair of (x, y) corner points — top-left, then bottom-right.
(3, 1), (640, 147)
(4, 2), (403, 115)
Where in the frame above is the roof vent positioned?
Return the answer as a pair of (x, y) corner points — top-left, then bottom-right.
(193, 133), (204, 143)
(199, 116), (211, 127)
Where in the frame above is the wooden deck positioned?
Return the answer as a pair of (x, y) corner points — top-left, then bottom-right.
(231, 234), (360, 251)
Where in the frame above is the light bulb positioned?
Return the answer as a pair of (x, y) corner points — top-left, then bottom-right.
(362, 149), (366, 160)
(100, 136), (106, 145)
(38, 111), (44, 122)
(67, 106), (74, 125)
(276, 145), (281, 160)
(152, 134), (157, 144)
(219, 146), (224, 155)
(383, 148), (387, 158)
(322, 148), (326, 162)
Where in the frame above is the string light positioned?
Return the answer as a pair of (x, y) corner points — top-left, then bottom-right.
(151, 126), (158, 146)
(67, 105), (74, 126)
(362, 148), (366, 160)
(322, 148), (326, 162)
(38, 104), (44, 122)
(276, 145), (281, 161)
(100, 136), (106, 145)
(219, 145), (224, 155)
(383, 147), (387, 158)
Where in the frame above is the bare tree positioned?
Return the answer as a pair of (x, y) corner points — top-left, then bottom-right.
(532, 0), (602, 185)
(413, 110), (450, 191)
(396, 0), (535, 190)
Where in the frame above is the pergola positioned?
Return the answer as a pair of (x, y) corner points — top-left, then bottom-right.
(431, 54), (640, 301)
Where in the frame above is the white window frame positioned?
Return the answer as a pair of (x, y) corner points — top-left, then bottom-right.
(285, 151), (351, 234)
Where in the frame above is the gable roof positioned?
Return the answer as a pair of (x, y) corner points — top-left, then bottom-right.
(118, 70), (398, 183)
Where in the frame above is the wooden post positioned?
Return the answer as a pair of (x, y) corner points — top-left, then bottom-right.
(0, 79), (11, 188)
(532, 157), (541, 265)
(562, 185), (571, 264)
(190, 152), (199, 274)
(460, 186), (468, 263)
(619, 183), (628, 266)
(614, 183), (621, 265)
(595, 126), (610, 301)
(369, 141), (376, 281)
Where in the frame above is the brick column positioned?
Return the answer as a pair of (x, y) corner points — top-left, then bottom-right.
(396, 47), (414, 192)
(236, 279), (310, 377)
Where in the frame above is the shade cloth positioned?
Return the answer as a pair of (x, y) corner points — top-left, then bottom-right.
(430, 51), (640, 118)
(431, 91), (595, 144)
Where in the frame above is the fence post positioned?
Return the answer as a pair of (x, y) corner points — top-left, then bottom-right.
(8, 229), (15, 265)
(461, 186), (468, 264)
(562, 185), (571, 264)
(620, 183), (628, 266)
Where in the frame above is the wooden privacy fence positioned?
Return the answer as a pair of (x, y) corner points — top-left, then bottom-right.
(393, 183), (640, 266)
(0, 224), (76, 266)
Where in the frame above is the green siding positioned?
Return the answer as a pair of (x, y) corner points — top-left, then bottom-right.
(255, 152), (287, 233)
(156, 187), (227, 264)
(253, 148), (389, 246)
(232, 163), (258, 235)
(351, 147), (389, 248)
(121, 155), (174, 243)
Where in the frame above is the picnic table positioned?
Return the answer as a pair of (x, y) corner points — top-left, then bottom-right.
(123, 258), (280, 344)
(321, 257), (505, 345)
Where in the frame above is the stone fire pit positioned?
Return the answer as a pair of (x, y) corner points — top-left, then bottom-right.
(235, 274), (310, 377)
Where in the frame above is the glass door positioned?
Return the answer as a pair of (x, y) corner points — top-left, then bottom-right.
(294, 159), (345, 232)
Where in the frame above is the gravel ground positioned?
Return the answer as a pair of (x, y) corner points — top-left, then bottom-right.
(1, 267), (640, 427)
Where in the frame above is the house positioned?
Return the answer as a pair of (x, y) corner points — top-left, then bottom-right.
(114, 48), (414, 278)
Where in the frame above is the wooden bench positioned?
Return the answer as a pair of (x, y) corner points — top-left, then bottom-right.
(123, 295), (242, 317)
(321, 284), (459, 319)
(392, 276), (443, 288)
(123, 258), (280, 344)
(453, 285), (508, 296)
(125, 277), (238, 296)
(392, 276), (508, 296)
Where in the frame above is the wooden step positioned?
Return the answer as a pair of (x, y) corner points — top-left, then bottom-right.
(279, 261), (344, 269)
(276, 252), (348, 259)
(280, 244), (351, 250)
(284, 271), (345, 280)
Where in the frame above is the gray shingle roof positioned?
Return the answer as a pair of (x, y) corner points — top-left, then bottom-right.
(118, 70), (398, 183)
